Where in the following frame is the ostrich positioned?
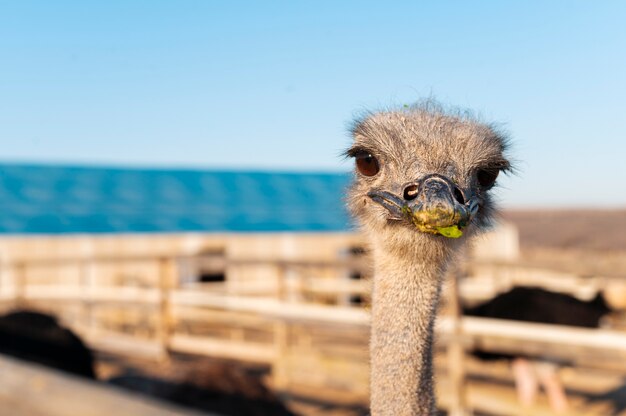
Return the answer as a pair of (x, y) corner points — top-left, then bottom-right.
(0, 309), (95, 378)
(345, 102), (511, 415)
(465, 286), (613, 413)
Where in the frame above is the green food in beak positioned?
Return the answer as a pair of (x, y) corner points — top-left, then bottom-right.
(435, 225), (463, 238)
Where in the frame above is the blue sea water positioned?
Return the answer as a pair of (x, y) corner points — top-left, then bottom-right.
(0, 164), (354, 234)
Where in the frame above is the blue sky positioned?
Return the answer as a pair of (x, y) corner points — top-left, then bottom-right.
(1, 2), (625, 208)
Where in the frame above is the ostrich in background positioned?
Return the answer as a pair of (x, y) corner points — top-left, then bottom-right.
(0, 310), (95, 378)
(465, 286), (613, 413)
(345, 102), (511, 415)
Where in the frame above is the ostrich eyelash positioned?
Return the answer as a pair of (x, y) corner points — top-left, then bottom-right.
(345, 146), (372, 159)
(489, 159), (512, 173)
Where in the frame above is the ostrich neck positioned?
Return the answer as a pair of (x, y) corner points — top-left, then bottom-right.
(370, 245), (447, 416)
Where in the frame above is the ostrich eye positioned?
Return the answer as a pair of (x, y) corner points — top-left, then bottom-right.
(477, 169), (499, 188)
(354, 151), (380, 177)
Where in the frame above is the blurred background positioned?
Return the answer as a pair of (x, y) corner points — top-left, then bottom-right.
(0, 2), (625, 415)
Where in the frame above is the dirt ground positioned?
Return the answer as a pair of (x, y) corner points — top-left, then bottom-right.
(503, 209), (626, 252)
(503, 209), (626, 277)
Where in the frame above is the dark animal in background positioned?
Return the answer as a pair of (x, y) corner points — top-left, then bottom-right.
(465, 287), (612, 413)
(465, 286), (610, 330)
(0, 309), (95, 378)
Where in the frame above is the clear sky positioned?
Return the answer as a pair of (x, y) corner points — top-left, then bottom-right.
(1, 2), (625, 208)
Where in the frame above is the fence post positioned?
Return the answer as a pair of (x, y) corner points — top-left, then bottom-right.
(14, 262), (26, 308)
(447, 264), (469, 416)
(272, 264), (290, 390)
(272, 320), (289, 391)
(158, 257), (177, 362)
(80, 260), (96, 338)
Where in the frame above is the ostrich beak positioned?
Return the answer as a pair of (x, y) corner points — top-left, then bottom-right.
(367, 174), (479, 238)
(366, 190), (407, 221)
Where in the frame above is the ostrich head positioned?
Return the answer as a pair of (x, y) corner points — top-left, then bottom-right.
(346, 103), (511, 259)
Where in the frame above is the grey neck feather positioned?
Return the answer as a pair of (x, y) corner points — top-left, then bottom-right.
(369, 244), (447, 416)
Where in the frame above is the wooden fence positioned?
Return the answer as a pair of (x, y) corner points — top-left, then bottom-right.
(2, 253), (626, 415)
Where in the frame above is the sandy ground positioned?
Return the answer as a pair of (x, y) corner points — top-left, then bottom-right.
(503, 209), (626, 278)
(503, 209), (626, 252)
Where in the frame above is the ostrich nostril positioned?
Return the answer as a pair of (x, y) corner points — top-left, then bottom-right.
(453, 187), (465, 205)
(403, 184), (418, 201)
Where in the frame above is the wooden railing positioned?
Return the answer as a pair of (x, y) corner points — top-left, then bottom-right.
(2, 254), (626, 415)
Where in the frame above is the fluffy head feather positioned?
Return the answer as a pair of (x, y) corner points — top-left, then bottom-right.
(345, 101), (511, 258)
